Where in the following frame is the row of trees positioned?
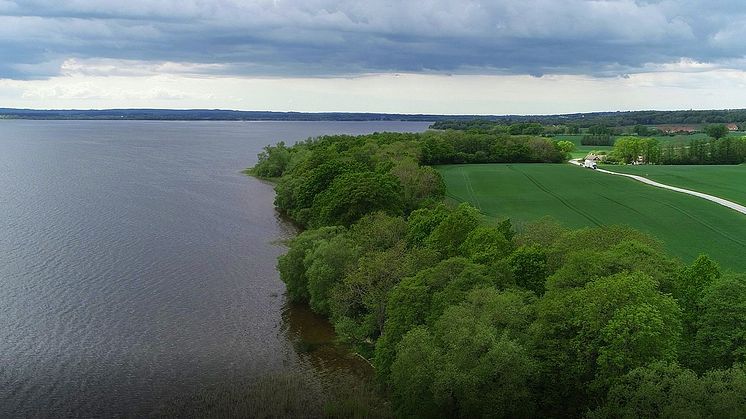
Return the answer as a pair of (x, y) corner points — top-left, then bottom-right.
(250, 132), (746, 417)
(605, 136), (746, 165)
(419, 131), (567, 165)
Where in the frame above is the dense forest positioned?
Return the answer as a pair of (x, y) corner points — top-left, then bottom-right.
(432, 110), (746, 130)
(249, 131), (746, 418)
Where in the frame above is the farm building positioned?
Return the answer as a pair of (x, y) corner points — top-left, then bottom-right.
(584, 153), (605, 162)
(658, 124), (698, 134)
(726, 123), (739, 131)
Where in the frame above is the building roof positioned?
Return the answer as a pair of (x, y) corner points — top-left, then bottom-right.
(658, 124), (698, 133)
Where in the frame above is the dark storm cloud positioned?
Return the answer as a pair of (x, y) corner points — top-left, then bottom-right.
(1, 0), (746, 79)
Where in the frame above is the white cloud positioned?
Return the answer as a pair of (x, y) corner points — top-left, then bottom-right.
(3, 65), (746, 114)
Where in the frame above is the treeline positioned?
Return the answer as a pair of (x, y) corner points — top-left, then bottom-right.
(431, 109), (746, 129)
(661, 137), (746, 165)
(605, 136), (746, 165)
(250, 132), (746, 417)
(419, 131), (566, 165)
(431, 120), (575, 135)
(249, 130), (566, 226)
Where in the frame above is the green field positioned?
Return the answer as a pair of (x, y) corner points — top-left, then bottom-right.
(604, 165), (746, 207)
(437, 163), (746, 271)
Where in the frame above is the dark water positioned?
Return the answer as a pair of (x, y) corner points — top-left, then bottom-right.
(0, 120), (430, 417)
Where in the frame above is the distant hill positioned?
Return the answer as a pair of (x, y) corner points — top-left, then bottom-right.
(2, 108), (746, 126)
(0, 108), (479, 121)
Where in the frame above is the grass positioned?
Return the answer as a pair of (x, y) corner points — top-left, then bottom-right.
(602, 164), (746, 207)
(437, 163), (746, 271)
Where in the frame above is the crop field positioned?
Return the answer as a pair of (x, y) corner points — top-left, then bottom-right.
(605, 165), (746, 207)
(437, 163), (746, 271)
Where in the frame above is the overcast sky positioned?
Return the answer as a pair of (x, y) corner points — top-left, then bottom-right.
(2, 0), (746, 114)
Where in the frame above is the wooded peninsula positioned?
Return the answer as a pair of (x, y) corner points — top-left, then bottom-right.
(249, 129), (746, 418)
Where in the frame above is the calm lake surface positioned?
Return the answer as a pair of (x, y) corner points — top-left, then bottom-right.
(0, 120), (431, 417)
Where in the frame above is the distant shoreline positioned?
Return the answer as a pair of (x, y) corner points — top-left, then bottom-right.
(0, 108), (463, 122)
(2, 108), (746, 125)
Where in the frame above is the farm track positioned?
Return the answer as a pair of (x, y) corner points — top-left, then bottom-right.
(460, 167), (483, 211)
(569, 160), (746, 217)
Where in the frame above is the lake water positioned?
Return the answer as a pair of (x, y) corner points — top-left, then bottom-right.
(0, 120), (431, 417)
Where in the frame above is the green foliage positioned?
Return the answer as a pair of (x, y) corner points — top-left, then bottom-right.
(547, 238), (678, 293)
(390, 288), (539, 418)
(420, 130), (565, 165)
(425, 202), (481, 257)
(404, 204), (450, 248)
(509, 246), (549, 295)
(331, 243), (436, 352)
(610, 136), (662, 164)
(349, 212), (408, 252)
(675, 255), (721, 366)
(277, 226), (345, 303)
(249, 142), (292, 178)
(430, 110), (746, 130)
(390, 160), (446, 212)
(591, 362), (746, 419)
(556, 139), (576, 157)
(633, 124), (654, 136)
(531, 272), (681, 416)
(693, 274), (746, 371)
(459, 225), (512, 265)
(305, 235), (359, 316)
(706, 123), (730, 140)
(310, 171), (404, 227)
(374, 257), (492, 378)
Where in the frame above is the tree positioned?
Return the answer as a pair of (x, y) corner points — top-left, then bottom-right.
(509, 246), (549, 295)
(390, 289), (539, 418)
(389, 160), (446, 212)
(331, 243), (436, 352)
(374, 257), (492, 379)
(250, 142), (291, 178)
(705, 123), (729, 140)
(591, 362), (746, 418)
(459, 225), (512, 265)
(405, 204), (450, 248)
(310, 171), (404, 227)
(694, 274), (746, 371)
(555, 140), (576, 158)
(633, 124), (651, 136)
(531, 272), (682, 416)
(277, 226), (345, 303)
(349, 212), (408, 252)
(425, 203), (481, 257)
(389, 327), (443, 418)
(305, 235), (359, 316)
(674, 255), (720, 358)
